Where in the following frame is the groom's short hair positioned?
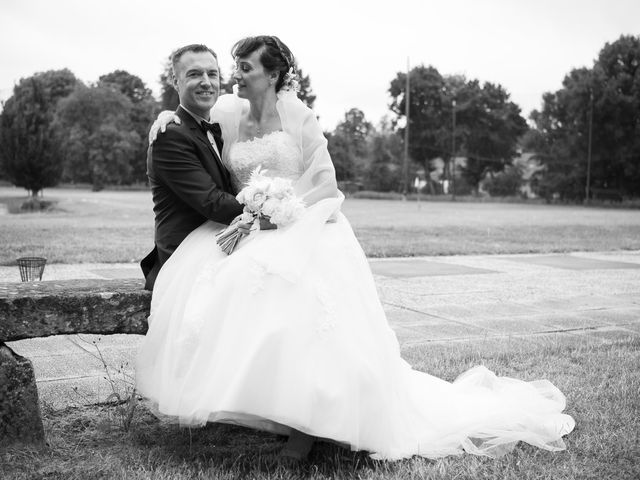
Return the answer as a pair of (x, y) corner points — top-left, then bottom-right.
(171, 44), (218, 74)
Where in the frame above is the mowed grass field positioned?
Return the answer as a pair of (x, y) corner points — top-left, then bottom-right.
(1, 186), (640, 264)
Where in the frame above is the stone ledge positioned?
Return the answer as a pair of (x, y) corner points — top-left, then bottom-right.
(0, 279), (151, 342)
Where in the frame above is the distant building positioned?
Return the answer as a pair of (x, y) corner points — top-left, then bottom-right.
(513, 152), (544, 198)
(428, 156), (466, 194)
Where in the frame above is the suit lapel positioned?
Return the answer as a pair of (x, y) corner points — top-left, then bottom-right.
(196, 134), (234, 190)
(196, 133), (220, 161)
(177, 106), (231, 189)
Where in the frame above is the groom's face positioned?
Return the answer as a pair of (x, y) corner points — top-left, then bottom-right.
(173, 51), (220, 118)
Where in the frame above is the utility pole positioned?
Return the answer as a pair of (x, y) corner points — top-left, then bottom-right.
(585, 90), (593, 204)
(402, 57), (410, 198)
(451, 99), (456, 200)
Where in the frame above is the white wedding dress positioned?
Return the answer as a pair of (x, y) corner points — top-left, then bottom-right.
(136, 93), (574, 460)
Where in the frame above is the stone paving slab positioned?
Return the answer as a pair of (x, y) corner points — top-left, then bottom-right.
(612, 293), (640, 305)
(0, 262), (143, 283)
(452, 302), (544, 319)
(623, 322), (640, 334)
(528, 312), (611, 329)
(582, 326), (639, 341)
(526, 295), (638, 312)
(38, 376), (123, 409)
(32, 353), (105, 381)
(393, 323), (488, 344)
(370, 259), (496, 278)
(504, 254), (640, 270)
(524, 331), (605, 348)
(469, 317), (556, 334)
(8, 336), (84, 358)
(579, 307), (640, 324)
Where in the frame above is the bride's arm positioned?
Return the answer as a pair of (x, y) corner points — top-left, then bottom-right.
(295, 110), (340, 206)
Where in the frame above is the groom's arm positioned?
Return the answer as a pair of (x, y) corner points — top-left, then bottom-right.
(150, 128), (243, 225)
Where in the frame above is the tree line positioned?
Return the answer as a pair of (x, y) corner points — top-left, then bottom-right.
(328, 69), (528, 195)
(1, 35), (638, 201)
(328, 34), (640, 201)
(0, 69), (158, 194)
(525, 35), (640, 201)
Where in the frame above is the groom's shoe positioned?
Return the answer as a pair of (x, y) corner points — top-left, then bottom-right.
(280, 429), (315, 461)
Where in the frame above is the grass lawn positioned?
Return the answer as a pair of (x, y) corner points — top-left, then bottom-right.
(1, 335), (638, 479)
(1, 187), (640, 264)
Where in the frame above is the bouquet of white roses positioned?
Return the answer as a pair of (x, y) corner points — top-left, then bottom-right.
(216, 166), (305, 254)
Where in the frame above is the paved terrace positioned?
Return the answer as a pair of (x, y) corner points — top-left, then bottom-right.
(3, 251), (640, 409)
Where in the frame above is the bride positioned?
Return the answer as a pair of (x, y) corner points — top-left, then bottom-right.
(136, 35), (575, 461)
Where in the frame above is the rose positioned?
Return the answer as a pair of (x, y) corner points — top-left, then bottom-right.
(263, 196), (305, 226)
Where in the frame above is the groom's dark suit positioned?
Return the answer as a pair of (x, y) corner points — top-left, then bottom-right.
(141, 106), (243, 290)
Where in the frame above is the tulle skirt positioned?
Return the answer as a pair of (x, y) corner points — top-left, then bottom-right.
(136, 198), (575, 460)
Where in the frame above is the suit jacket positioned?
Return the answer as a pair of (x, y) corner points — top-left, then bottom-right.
(141, 106), (243, 290)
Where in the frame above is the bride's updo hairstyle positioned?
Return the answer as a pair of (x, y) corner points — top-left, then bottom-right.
(232, 35), (297, 92)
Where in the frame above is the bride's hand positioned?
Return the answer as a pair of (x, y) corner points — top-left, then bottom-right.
(231, 212), (255, 235)
(148, 110), (181, 144)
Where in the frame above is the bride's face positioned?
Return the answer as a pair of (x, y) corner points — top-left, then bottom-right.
(233, 48), (278, 100)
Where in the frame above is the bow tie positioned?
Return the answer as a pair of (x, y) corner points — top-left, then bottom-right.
(201, 120), (222, 137)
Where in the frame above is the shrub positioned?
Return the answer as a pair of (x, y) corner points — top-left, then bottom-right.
(484, 166), (523, 197)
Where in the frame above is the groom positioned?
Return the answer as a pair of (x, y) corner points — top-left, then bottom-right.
(141, 44), (243, 290)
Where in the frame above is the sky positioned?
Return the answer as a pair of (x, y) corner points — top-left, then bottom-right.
(0, 0), (638, 130)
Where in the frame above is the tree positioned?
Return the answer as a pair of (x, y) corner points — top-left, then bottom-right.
(327, 108), (373, 182)
(530, 35), (640, 200)
(0, 69), (78, 199)
(457, 81), (528, 191)
(389, 65), (449, 185)
(389, 66), (526, 193)
(99, 70), (159, 182)
(483, 165), (523, 197)
(54, 84), (140, 189)
(99, 70), (153, 103)
(590, 35), (640, 197)
(159, 57), (180, 111)
(364, 118), (404, 191)
(85, 123), (139, 190)
(295, 68), (316, 110)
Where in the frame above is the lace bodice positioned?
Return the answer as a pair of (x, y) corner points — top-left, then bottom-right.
(225, 131), (304, 193)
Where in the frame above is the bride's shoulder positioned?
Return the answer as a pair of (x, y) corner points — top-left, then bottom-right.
(277, 90), (311, 112)
(212, 94), (248, 119)
(276, 90), (316, 132)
